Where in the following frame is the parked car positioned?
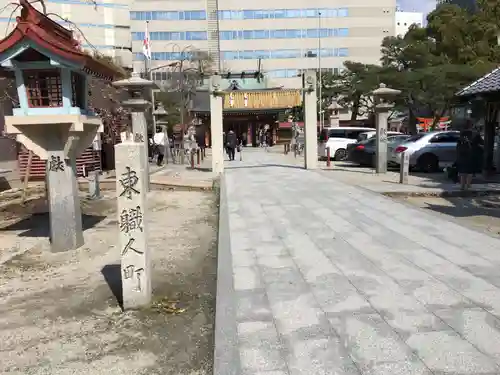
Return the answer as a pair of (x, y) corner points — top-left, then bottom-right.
(388, 131), (462, 172)
(347, 135), (411, 167)
(357, 130), (403, 142)
(318, 127), (374, 160)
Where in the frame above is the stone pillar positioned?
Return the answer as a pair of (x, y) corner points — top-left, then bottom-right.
(210, 75), (224, 174)
(375, 108), (389, 174)
(113, 72), (157, 191)
(303, 70), (318, 170)
(372, 83), (401, 174)
(46, 149), (83, 252)
(115, 140), (151, 310)
(131, 112), (149, 179)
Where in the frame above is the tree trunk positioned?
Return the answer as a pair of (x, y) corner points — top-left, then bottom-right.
(408, 107), (417, 134)
(350, 95), (361, 121)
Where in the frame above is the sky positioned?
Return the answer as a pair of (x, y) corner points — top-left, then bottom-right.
(398, 0), (436, 14)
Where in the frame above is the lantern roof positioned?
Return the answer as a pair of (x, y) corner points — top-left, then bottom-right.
(0, 0), (124, 80)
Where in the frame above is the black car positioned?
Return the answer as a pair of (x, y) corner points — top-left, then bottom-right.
(347, 135), (411, 167)
(347, 138), (377, 166)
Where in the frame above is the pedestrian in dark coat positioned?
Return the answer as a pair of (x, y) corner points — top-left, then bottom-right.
(226, 130), (237, 161)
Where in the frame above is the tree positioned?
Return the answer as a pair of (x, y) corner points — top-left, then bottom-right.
(378, 2), (500, 132)
(153, 50), (213, 130)
(320, 61), (386, 121)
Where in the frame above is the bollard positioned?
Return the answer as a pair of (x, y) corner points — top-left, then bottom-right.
(203, 148), (206, 157)
(190, 151), (195, 168)
(399, 150), (410, 184)
(326, 147), (331, 167)
(201, 148), (204, 161)
(284, 144), (287, 155)
(197, 149), (201, 165)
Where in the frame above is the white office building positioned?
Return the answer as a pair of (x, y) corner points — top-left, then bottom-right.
(130, 0), (397, 87)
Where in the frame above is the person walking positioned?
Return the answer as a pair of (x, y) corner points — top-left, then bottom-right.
(456, 125), (477, 191)
(226, 129), (237, 161)
(153, 130), (166, 166)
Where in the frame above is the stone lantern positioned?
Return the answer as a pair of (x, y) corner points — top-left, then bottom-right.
(328, 101), (342, 128)
(371, 83), (401, 173)
(113, 72), (158, 189)
(0, 0), (124, 252)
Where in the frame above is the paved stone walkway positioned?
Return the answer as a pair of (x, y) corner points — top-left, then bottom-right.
(216, 149), (500, 375)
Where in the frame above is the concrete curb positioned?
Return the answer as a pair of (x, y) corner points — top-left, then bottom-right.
(383, 189), (500, 198)
(212, 173), (241, 375)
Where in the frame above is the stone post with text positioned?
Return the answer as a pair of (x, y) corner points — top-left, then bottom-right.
(304, 70), (318, 170)
(115, 139), (151, 310)
(113, 72), (158, 191)
(372, 83), (401, 174)
(209, 74), (224, 174)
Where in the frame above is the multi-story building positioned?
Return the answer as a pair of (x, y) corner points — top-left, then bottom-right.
(395, 11), (423, 37)
(130, 0), (397, 88)
(0, 0), (133, 68)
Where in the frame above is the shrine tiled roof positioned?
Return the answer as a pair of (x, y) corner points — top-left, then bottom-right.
(0, 0), (124, 80)
(456, 67), (500, 97)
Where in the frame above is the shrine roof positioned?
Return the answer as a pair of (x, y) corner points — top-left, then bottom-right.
(0, 0), (124, 80)
(456, 67), (500, 97)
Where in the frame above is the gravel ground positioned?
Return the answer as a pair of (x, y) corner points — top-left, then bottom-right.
(399, 195), (500, 237)
(0, 190), (218, 375)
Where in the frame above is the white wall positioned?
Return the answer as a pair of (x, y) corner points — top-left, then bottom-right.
(395, 11), (423, 37)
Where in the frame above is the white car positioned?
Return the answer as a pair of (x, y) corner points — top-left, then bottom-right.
(388, 131), (461, 172)
(318, 127), (374, 160)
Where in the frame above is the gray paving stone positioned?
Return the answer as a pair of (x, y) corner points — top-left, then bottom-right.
(238, 321), (288, 372)
(233, 266), (263, 291)
(328, 313), (423, 373)
(235, 289), (274, 322)
(406, 330), (499, 374)
(434, 307), (500, 366)
(217, 150), (500, 375)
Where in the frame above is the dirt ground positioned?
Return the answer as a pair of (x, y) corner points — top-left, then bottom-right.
(0, 190), (218, 375)
(399, 194), (500, 237)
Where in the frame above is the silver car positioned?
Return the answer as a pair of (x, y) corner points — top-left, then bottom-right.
(388, 131), (461, 172)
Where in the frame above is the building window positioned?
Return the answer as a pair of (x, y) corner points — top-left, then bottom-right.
(132, 31), (207, 41)
(338, 48), (349, 57)
(220, 28), (348, 40)
(129, 10), (206, 21)
(212, 8), (350, 20)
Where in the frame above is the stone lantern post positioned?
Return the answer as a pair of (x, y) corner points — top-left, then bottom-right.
(153, 103), (171, 164)
(371, 83), (401, 173)
(328, 101), (342, 128)
(113, 72), (158, 190)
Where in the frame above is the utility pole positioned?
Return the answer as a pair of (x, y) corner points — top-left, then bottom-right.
(318, 11), (323, 131)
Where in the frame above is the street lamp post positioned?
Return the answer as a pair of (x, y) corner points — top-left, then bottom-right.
(318, 11), (323, 131)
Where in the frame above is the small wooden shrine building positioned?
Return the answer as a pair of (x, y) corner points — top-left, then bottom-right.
(0, 0), (124, 180)
(190, 72), (302, 146)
